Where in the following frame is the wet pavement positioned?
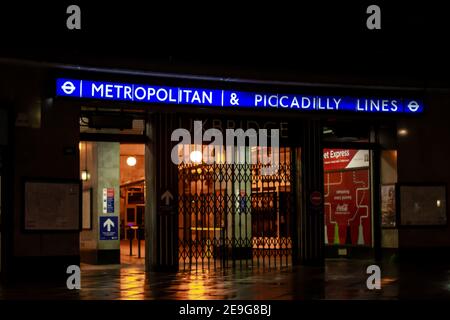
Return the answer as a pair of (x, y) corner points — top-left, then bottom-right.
(1, 259), (450, 300)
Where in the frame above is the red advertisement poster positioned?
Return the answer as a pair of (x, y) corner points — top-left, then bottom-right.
(324, 169), (372, 246)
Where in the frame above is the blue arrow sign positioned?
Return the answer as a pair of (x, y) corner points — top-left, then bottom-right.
(99, 216), (119, 240)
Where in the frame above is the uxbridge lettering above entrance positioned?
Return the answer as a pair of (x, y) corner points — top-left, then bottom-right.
(171, 121), (279, 173)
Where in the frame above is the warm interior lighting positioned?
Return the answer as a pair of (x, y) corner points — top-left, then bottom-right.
(437, 200), (441, 208)
(190, 150), (202, 164)
(127, 156), (137, 167)
(81, 170), (90, 181)
(80, 141), (89, 181)
(398, 128), (408, 136)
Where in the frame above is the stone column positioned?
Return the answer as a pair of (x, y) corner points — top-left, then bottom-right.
(96, 142), (121, 264)
(146, 113), (178, 271)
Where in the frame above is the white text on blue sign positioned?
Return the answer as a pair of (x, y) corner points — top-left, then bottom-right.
(56, 78), (423, 114)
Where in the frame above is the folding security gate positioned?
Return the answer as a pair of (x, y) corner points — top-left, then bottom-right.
(177, 146), (294, 270)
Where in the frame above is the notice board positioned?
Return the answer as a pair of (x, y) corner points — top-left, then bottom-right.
(399, 185), (447, 226)
(381, 184), (396, 228)
(24, 180), (81, 231)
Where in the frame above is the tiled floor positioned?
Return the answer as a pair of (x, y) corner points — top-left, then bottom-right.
(1, 259), (450, 300)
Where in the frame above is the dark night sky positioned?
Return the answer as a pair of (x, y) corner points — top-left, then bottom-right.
(0, 1), (448, 83)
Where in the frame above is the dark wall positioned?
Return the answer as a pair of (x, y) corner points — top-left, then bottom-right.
(397, 91), (450, 249)
(0, 64), (80, 280)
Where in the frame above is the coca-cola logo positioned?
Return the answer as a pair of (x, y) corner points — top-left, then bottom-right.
(336, 204), (349, 212)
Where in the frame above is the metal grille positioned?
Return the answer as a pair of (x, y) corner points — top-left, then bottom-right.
(178, 146), (293, 270)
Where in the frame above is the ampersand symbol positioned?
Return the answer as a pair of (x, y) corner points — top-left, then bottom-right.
(230, 93), (239, 106)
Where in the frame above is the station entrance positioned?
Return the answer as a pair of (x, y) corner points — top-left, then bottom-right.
(76, 107), (385, 272)
(177, 145), (294, 270)
(78, 110), (148, 266)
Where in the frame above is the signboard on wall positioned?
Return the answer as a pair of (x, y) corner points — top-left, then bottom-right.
(324, 169), (372, 246)
(24, 180), (80, 231)
(310, 191), (323, 207)
(323, 149), (369, 171)
(102, 188), (114, 214)
(56, 78), (424, 114)
(99, 216), (119, 240)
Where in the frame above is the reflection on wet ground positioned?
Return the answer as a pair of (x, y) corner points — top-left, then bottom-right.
(1, 259), (450, 300)
(120, 240), (145, 266)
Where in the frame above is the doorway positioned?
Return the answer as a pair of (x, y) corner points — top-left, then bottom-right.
(119, 144), (146, 264)
(177, 144), (294, 270)
(79, 141), (146, 266)
(322, 119), (380, 259)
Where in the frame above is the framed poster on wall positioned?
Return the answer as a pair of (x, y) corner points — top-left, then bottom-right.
(398, 184), (447, 226)
(24, 179), (81, 231)
(381, 184), (396, 228)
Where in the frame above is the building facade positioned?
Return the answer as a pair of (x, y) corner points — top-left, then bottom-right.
(0, 57), (449, 281)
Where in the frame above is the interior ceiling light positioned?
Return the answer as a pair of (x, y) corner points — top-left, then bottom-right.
(127, 156), (137, 167)
(81, 170), (89, 181)
(190, 150), (202, 164)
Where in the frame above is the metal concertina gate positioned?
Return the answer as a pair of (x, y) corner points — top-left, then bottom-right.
(177, 145), (294, 270)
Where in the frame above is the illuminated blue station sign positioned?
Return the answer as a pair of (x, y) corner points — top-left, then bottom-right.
(56, 78), (423, 114)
